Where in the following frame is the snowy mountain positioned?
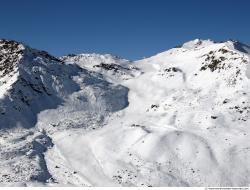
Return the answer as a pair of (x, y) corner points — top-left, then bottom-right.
(0, 38), (250, 186)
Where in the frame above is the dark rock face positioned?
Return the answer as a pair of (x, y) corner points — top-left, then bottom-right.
(200, 48), (247, 73)
(164, 67), (182, 73)
(35, 50), (63, 63)
(66, 53), (77, 57)
(93, 62), (129, 72)
(0, 39), (24, 77)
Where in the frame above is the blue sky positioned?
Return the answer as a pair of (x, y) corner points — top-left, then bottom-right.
(0, 0), (249, 60)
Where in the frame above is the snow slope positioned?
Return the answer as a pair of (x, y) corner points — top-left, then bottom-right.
(1, 39), (250, 186)
(60, 53), (141, 83)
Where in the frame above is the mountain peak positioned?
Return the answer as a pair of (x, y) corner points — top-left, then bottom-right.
(181, 39), (215, 49)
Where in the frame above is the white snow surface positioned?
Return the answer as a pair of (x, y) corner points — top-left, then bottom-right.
(1, 39), (250, 186)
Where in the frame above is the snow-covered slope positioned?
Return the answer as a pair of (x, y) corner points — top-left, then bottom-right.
(1, 39), (250, 186)
(60, 53), (141, 83)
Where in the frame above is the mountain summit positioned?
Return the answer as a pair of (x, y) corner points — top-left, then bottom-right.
(0, 39), (250, 186)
